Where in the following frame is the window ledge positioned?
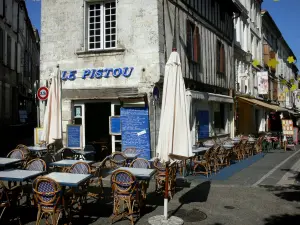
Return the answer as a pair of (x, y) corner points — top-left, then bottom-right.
(76, 48), (125, 57)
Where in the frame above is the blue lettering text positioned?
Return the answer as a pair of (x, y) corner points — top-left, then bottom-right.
(82, 69), (91, 79)
(68, 70), (77, 80)
(61, 71), (68, 81)
(113, 68), (122, 78)
(123, 67), (134, 77)
(104, 68), (113, 78)
(90, 69), (97, 79)
(95, 69), (103, 79)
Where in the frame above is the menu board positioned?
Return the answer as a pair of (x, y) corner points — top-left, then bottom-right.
(282, 120), (294, 136)
(67, 125), (82, 148)
(109, 116), (121, 135)
(34, 127), (44, 146)
(120, 107), (151, 160)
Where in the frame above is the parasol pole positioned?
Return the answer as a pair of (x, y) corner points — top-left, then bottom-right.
(164, 161), (170, 219)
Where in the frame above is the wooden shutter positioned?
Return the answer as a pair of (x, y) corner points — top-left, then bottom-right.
(220, 43), (225, 73)
(263, 44), (270, 65)
(193, 26), (200, 63)
(216, 41), (220, 72)
(186, 20), (192, 59)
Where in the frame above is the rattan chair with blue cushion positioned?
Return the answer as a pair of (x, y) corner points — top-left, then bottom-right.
(123, 147), (137, 154)
(110, 152), (127, 168)
(16, 144), (30, 157)
(7, 149), (25, 160)
(129, 158), (151, 200)
(129, 158), (150, 169)
(68, 162), (91, 208)
(26, 158), (47, 171)
(33, 177), (64, 225)
(110, 170), (140, 225)
(69, 161), (91, 174)
(22, 159), (47, 205)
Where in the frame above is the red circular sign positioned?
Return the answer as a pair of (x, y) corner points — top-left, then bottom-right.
(37, 87), (49, 101)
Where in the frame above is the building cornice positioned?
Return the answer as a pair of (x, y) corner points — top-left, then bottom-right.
(232, 0), (248, 18)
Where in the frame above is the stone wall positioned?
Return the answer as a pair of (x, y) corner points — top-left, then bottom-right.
(40, 0), (164, 154)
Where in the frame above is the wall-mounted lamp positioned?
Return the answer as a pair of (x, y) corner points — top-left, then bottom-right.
(245, 51), (252, 63)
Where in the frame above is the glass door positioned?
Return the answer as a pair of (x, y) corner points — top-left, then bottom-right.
(73, 103), (85, 147)
(111, 103), (121, 153)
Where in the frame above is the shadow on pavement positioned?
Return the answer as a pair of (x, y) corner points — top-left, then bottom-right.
(264, 214), (300, 225)
(169, 181), (211, 222)
(261, 169), (300, 203)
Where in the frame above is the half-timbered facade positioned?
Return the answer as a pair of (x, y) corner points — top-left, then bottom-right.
(159, 0), (239, 142)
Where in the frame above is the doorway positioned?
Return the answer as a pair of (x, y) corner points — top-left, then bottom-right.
(85, 102), (111, 160)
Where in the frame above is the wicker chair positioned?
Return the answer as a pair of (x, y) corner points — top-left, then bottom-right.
(7, 149), (25, 160)
(129, 158), (151, 200)
(123, 147), (137, 154)
(23, 159), (47, 206)
(68, 162), (91, 209)
(110, 152), (127, 168)
(16, 144), (30, 157)
(26, 158), (47, 171)
(110, 170), (140, 225)
(33, 177), (65, 225)
(193, 146), (214, 177)
(153, 159), (166, 194)
(129, 158), (150, 169)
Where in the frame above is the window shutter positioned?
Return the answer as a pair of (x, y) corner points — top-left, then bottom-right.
(220, 44), (225, 73)
(186, 20), (192, 59)
(222, 44), (225, 73)
(194, 26), (200, 63)
(216, 41), (220, 72)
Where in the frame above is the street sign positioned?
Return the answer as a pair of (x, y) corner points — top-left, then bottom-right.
(37, 86), (49, 101)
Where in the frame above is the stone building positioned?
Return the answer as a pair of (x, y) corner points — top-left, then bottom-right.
(40, 0), (239, 157)
(0, 0), (40, 127)
(233, 0), (268, 135)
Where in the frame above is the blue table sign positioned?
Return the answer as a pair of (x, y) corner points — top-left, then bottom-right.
(67, 125), (82, 148)
(109, 116), (121, 135)
(120, 107), (151, 160)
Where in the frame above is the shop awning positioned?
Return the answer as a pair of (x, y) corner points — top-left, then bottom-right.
(287, 109), (300, 115)
(188, 90), (233, 103)
(208, 93), (234, 103)
(62, 88), (140, 99)
(237, 97), (288, 112)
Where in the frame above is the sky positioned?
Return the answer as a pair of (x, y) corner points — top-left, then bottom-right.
(262, 0), (300, 69)
(25, 0), (300, 69)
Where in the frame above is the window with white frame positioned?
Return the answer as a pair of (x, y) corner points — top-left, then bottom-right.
(87, 1), (116, 50)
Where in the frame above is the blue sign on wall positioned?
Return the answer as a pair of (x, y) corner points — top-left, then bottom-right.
(61, 67), (134, 81)
(120, 107), (151, 160)
(109, 116), (121, 135)
(197, 110), (209, 139)
(67, 125), (82, 148)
